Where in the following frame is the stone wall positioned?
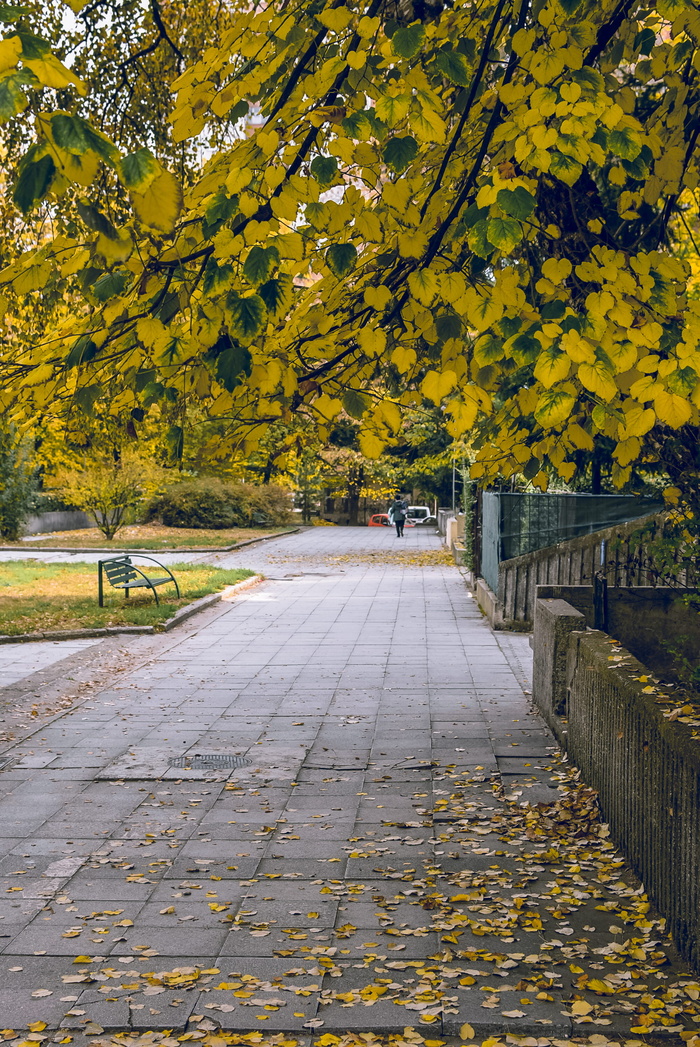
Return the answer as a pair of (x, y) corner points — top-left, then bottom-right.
(537, 584), (700, 683)
(566, 630), (700, 972)
(532, 589), (700, 972)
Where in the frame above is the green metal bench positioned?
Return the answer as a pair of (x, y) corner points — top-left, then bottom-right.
(98, 555), (180, 607)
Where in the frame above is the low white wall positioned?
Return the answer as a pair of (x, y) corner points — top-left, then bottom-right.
(23, 510), (93, 535)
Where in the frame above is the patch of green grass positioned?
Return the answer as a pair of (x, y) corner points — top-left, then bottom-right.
(0, 560), (255, 635)
(12, 522), (293, 550)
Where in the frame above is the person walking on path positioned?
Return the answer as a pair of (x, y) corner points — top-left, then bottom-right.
(389, 492), (408, 536)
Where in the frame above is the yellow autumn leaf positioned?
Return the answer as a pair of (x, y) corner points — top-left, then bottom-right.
(534, 348), (571, 388)
(358, 432), (385, 458)
(571, 1000), (593, 1015)
(408, 269), (438, 305)
(0, 35), (22, 74)
(24, 55), (86, 93)
(578, 360), (617, 401)
(421, 368), (456, 402)
(95, 230), (134, 264)
(653, 388), (693, 427)
(131, 169), (183, 233)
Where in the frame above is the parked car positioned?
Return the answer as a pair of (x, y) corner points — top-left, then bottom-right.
(406, 505), (436, 525)
(368, 512), (416, 528)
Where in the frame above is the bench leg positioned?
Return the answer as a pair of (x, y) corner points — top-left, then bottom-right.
(98, 563), (104, 608)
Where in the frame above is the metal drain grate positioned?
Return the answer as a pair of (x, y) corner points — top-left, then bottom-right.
(169, 754), (250, 770)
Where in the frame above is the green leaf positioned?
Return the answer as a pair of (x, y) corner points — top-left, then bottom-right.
(73, 383), (102, 415)
(51, 113), (116, 162)
(342, 389), (369, 418)
(341, 111), (372, 139)
(310, 155), (338, 186)
(165, 424), (184, 462)
(202, 259), (233, 295)
(51, 113), (90, 154)
(76, 201), (117, 238)
(0, 6), (29, 23)
(226, 292), (267, 340)
(13, 154), (55, 212)
(487, 216), (522, 252)
(392, 23), (425, 58)
(435, 313), (463, 341)
(0, 70), (32, 122)
(120, 147), (159, 190)
(243, 244), (280, 286)
(534, 389), (576, 428)
(467, 218), (493, 259)
(258, 274), (293, 316)
(434, 49), (470, 87)
(91, 270), (129, 302)
(212, 336), (252, 391)
(16, 30), (49, 58)
(383, 135), (418, 172)
(65, 334), (98, 368)
(634, 26), (656, 56)
(326, 242), (357, 277)
(511, 333), (539, 364)
(496, 186), (535, 220)
(558, 0), (583, 14)
(549, 150), (582, 186)
(609, 127), (642, 160)
(203, 189), (238, 237)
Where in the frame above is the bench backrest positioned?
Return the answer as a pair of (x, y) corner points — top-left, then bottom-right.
(101, 556), (137, 585)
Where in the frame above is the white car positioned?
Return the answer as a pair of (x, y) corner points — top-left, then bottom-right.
(406, 506), (436, 525)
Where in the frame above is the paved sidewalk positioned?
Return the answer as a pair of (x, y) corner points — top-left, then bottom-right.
(0, 527), (696, 1041)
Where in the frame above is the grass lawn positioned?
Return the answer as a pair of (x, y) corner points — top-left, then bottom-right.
(12, 522), (294, 550)
(0, 560), (255, 635)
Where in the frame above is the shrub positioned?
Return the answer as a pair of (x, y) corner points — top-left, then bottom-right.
(0, 428), (37, 541)
(50, 452), (165, 540)
(146, 479), (292, 529)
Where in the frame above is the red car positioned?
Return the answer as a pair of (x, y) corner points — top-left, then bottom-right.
(368, 513), (415, 527)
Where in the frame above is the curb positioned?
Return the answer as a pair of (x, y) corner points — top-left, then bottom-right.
(0, 574), (263, 645)
(0, 527), (299, 556)
(161, 573), (263, 631)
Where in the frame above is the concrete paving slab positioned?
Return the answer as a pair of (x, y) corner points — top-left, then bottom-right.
(0, 526), (695, 1038)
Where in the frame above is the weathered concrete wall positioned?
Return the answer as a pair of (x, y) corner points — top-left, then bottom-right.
(566, 630), (700, 972)
(531, 597), (585, 742)
(537, 584), (700, 683)
(23, 510), (93, 536)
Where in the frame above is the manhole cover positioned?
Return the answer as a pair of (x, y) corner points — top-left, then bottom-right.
(169, 754), (250, 770)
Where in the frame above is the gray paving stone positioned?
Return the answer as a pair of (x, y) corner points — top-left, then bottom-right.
(0, 527), (694, 1037)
